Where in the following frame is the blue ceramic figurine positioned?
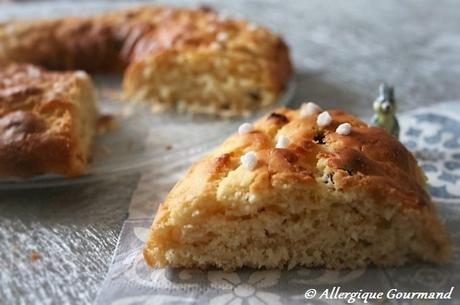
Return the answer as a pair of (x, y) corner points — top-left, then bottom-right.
(372, 83), (400, 138)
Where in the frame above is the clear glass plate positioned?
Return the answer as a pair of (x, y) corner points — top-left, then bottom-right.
(0, 76), (296, 189)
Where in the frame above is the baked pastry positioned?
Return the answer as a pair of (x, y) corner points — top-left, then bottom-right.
(0, 5), (292, 116)
(144, 103), (452, 270)
(0, 64), (97, 177)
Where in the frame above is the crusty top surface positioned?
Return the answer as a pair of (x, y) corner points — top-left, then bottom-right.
(0, 64), (84, 121)
(0, 5), (290, 76)
(0, 64), (94, 176)
(161, 106), (431, 212)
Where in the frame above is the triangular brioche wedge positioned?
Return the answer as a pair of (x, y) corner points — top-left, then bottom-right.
(144, 104), (451, 270)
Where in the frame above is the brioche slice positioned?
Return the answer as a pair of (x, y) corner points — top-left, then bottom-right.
(0, 64), (97, 177)
(144, 104), (451, 270)
(0, 5), (292, 116)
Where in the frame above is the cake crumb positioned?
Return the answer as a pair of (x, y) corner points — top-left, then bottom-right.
(28, 250), (41, 262)
(97, 114), (117, 134)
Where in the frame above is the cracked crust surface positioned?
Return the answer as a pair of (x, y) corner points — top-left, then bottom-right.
(144, 106), (451, 270)
(0, 5), (292, 116)
(0, 64), (97, 177)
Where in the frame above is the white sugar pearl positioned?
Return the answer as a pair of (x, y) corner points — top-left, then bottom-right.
(275, 135), (289, 149)
(336, 123), (352, 135)
(247, 23), (258, 31)
(209, 42), (221, 50)
(238, 122), (254, 134)
(216, 32), (228, 41)
(317, 111), (332, 127)
(26, 66), (41, 78)
(240, 151), (257, 170)
(217, 13), (229, 22)
(300, 102), (321, 117)
(74, 71), (88, 80)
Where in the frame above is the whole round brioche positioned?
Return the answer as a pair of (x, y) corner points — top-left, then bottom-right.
(0, 5), (292, 116)
(144, 105), (452, 270)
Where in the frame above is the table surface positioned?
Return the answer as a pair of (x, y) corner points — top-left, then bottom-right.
(1, 0), (460, 304)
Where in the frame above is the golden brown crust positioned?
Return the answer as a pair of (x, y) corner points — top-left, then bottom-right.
(0, 16), (125, 72)
(0, 64), (97, 177)
(144, 106), (452, 269)
(0, 5), (292, 115)
(161, 107), (430, 212)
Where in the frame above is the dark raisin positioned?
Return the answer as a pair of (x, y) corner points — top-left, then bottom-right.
(247, 90), (261, 101)
(267, 112), (289, 123)
(341, 166), (354, 176)
(198, 4), (214, 13)
(329, 173), (335, 184)
(323, 172), (335, 184)
(313, 132), (326, 144)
